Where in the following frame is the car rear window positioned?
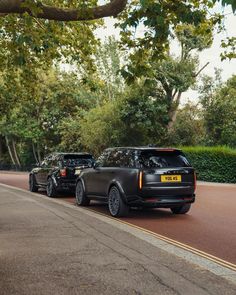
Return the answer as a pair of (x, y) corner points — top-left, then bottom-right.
(63, 155), (94, 167)
(139, 150), (190, 168)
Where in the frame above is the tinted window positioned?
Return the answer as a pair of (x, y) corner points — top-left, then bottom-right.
(96, 150), (110, 167)
(107, 149), (135, 168)
(120, 149), (136, 168)
(139, 150), (190, 168)
(107, 150), (123, 167)
(63, 154), (94, 167)
(41, 156), (51, 167)
(51, 154), (60, 167)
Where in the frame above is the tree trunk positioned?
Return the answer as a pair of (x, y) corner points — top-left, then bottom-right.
(12, 140), (21, 167)
(167, 108), (179, 131)
(5, 136), (16, 165)
(0, 136), (3, 159)
(32, 142), (39, 164)
(167, 91), (182, 131)
(36, 143), (41, 164)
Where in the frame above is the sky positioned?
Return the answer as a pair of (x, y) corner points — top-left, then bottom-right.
(95, 3), (236, 104)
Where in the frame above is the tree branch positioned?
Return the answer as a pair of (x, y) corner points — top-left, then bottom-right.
(0, 0), (127, 21)
(193, 62), (210, 78)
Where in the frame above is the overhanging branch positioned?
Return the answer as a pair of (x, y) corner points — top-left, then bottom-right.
(0, 0), (127, 21)
(194, 62), (210, 78)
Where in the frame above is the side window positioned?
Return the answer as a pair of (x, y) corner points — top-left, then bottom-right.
(51, 155), (59, 167)
(46, 156), (53, 167)
(107, 149), (135, 168)
(96, 150), (110, 167)
(41, 157), (49, 167)
(122, 149), (136, 168)
(106, 150), (122, 167)
(57, 156), (63, 168)
(41, 160), (47, 167)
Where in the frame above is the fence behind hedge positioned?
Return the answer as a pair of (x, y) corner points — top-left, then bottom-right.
(182, 146), (236, 183)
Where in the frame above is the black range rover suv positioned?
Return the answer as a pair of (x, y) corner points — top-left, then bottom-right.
(75, 147), (196, 217)
(29, 152), (94, 197)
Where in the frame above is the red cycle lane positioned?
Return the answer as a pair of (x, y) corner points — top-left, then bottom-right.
(0, 172), (236, 264)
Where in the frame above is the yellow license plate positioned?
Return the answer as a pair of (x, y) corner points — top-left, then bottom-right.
(161, 175), (182, 182)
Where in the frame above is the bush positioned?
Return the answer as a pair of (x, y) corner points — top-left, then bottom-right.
(182, 146), (236, 183)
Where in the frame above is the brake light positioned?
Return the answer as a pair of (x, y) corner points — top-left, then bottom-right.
(194, 171), (197, 191)
(139, 171), (143, 189)
(60, 168), (67, 177)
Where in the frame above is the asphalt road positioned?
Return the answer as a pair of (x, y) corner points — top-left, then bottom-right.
(0, 172), (236, 265)
(1, 183), (236, 295)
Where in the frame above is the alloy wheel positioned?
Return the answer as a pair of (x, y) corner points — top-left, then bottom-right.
(108, 187), (120, 216)
(76, 182), (83, 204)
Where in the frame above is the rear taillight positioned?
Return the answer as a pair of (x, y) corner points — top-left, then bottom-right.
(60, 168), (67, 177)
(194, 171), (197, 191)
(139, 171), (143, 189)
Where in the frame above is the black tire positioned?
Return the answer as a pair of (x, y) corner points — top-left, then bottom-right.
(46, 177), (57, 198)
(29, 174), (38, 192)
(108, 186), (129, 217)
(75, 181), (90, 206)
(171, 203), (191, 214)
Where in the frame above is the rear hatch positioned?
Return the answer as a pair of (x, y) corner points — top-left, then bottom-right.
(138, 149), (195, 196)
(62, 154), (94, 180)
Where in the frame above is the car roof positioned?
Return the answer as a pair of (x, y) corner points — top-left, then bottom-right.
(105, 147), (182, 152)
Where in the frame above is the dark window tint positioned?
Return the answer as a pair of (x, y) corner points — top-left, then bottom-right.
(108, 149), (135, 168)
(121, 150), (136, 168)
(139, 150), (190, 168)
(63, 154), (94, 167)
(96, 150), (110, 167)
(41, 156), (51, 167)
(51, 154), (60, 167)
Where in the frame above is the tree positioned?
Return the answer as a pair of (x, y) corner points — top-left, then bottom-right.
(200, 74), (236, 147)
(122, 22), (214, 130)
(0, 1), (235, 61)
(167, 103), (205, 146)
(0, 68), (99, 165)
(77, 80), (169, 155)
(117, 81), (168, 146)
(0, 1), (234, 21)
(95, 36), (125, 100)
(79, 100), (122, 155)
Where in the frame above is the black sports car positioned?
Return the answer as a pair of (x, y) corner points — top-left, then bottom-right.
(75, 147), (196, 217)
(29, 152), (94, 197)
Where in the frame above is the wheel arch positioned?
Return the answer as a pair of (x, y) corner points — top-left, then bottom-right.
(76, 177), (86, 193)
(107, 181), (127, 204)
(29, 172), (37, 182)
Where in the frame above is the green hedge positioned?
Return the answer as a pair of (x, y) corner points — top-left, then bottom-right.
(182, 146), (236, 183)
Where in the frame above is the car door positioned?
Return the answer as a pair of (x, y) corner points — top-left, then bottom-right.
(35, 159), (46, 185)
(91, 149), (124, 197)
(113, 149), (139, 196)
(85, 150), (111, 198)
(38, 156), (52, 186)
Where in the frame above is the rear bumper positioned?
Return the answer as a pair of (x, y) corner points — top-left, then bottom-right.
(56, 178), (76, 190)
(126, 185), (195, 207)
(127, 195), (195, 208)
(140, 185), (194, 197)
